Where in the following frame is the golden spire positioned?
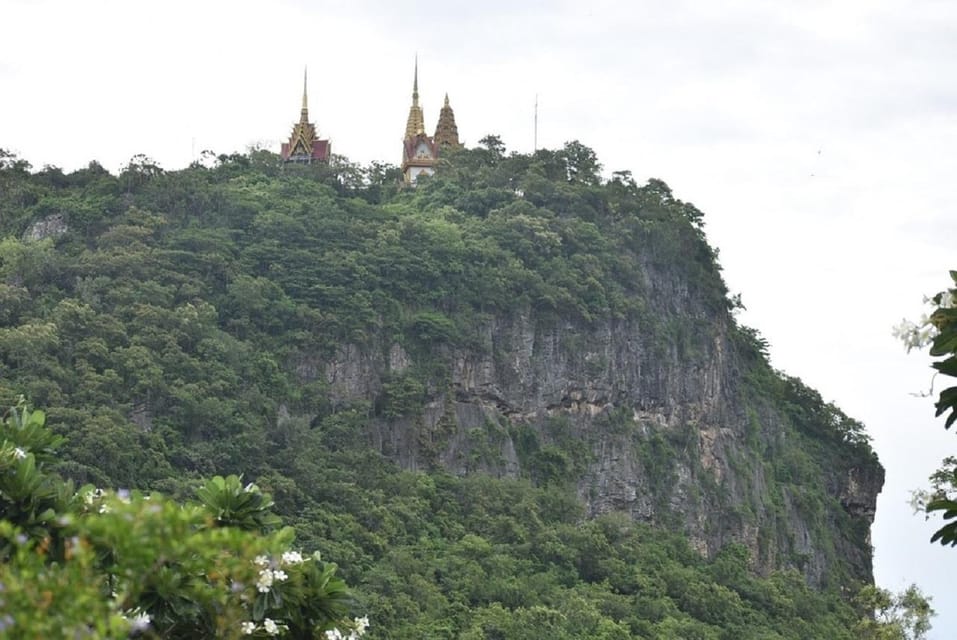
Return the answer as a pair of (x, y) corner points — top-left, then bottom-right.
(404, 56), (426, 139)
(287, 67), (317, 157)
(434, 92), (461, 149)
(413, 55), (419, 106)
(301, 66), (309, 114)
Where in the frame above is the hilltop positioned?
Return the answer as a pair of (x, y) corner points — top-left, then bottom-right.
(0, 141), (884, 638)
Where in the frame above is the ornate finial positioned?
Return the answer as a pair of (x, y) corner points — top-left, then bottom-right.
(412, 54), (419, 106)
(301, 66), (308, 113)
(444, 92), (450, 107)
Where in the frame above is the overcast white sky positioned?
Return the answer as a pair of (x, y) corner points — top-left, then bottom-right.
(2, 0), (955, 634)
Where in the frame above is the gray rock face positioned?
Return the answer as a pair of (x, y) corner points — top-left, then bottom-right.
(296, 270), (882, 587)
(23, 214), (68, 241)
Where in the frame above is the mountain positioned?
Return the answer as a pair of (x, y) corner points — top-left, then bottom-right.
(0, 143), (882, 638)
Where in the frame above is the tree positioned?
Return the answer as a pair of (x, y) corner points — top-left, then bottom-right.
(558, 140), (602, 185)
(0, 148), (32, 173)
(854, 585), (934, 640)
(895, 272), (957, 545)
(0, 398), (368, 639)
(478, 134), (506, 160)
(120, 154), (164, 193)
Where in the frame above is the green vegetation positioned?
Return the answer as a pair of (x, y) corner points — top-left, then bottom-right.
(922, 276), (957, 547)
(0, 400), (361, 639)
(853, 584), (933, 640)
(899, 273), (957, 548)
(0, 142), (899, 636)
(0, 142), (733, 492)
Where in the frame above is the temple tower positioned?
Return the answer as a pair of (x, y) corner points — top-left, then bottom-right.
(401, 58), (438, 183)
(433, 93), (461, 149)
(281, 68), (331, 163)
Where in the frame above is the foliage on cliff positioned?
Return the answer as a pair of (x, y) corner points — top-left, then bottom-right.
(0, 142), (885, 637)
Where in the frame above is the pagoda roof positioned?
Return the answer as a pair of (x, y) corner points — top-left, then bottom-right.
(281, 138), (331, 162)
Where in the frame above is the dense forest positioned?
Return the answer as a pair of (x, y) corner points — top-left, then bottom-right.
(0, 141), (907, 638)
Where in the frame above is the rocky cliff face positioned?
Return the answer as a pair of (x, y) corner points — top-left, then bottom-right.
(295, 265), (883, 588)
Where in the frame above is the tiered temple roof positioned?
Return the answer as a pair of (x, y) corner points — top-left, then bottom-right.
(280, 68), (330, 163)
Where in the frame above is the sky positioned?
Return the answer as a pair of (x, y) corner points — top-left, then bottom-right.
(2, 0), (955, 634)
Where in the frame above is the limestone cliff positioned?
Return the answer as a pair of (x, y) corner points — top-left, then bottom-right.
(296, 264), (882, 589)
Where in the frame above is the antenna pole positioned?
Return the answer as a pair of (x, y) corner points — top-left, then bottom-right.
(534, 94), (538, 152)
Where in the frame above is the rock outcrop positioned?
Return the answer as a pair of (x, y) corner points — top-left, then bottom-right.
(23, 213), (68, 241)
(293, 266), (883, 588)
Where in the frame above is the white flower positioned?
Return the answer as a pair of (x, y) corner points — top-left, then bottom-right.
(918, 325), (939, 346)
(241, 621), (257, 635)
(940, 290), (955, 309)
(325, 617), (369, 640)
(272, 569), (288, 582)
(281, 550), (303, 565)
(122, 608), (150, 634)
(892, 318), (935, 352)
(99, 503), (111, 514)
(257, 569), (274, 593)
(130, 611), (150, 631)
(254, 555), (270, 567)
(12, 447), (26, 460)
(263, 618), (281, 636)
(892, 318), (918, 339)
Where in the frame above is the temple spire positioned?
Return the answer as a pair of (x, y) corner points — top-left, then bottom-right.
(301, 67), (309, 114)
(412, 55), (419, 106)
(434, 92), (461, 149)
(280, 67), (331, 164)
(404, 57), (426, 138)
